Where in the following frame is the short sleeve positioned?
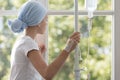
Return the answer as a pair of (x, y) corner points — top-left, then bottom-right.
(22, 37), (39, 56)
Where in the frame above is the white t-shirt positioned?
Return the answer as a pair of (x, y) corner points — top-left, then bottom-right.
(10, 36), (42, 80)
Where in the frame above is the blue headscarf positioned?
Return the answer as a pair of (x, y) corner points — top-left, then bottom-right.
(8, 0), (47, 33)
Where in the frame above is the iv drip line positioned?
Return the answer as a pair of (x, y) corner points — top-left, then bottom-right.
(87, 18), (92, 80)
(88, 18), (93, 32)
(85, 0), (97, 79)
(82, 18), (92, 80)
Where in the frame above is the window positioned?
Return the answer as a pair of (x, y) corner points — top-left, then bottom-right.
(0, 0), (119, 80)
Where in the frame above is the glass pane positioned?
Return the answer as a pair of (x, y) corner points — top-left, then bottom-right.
(48, 16), (74, 80)
(48, 0), (112, 10)
(49, 0), (74, 10)
(0, 0), (112, 10)
(0, 16), (18, 79)
(0, 0), (28, 10)
(79, 16), (112, 80)
(78, 0), (112, 10)
(48, 15), (112, 80)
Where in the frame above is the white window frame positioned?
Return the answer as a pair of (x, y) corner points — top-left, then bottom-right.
(0, 0), (120, 80)
(114, 0), (120, 80)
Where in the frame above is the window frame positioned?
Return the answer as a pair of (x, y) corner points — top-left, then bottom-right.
(0, 0), (119, 80)
(114, 0), (120, 80)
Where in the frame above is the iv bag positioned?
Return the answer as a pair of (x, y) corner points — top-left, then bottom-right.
(85, 0), (98, 18)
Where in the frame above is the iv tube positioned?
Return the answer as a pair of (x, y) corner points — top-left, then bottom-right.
(85, 1), (98, 80)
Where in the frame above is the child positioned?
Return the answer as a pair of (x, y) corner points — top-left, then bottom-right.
(8, 0), (80, 80)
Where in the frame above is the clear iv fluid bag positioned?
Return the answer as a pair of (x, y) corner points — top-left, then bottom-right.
(85, 0), (97, 18)
(85, 0), (97, 11)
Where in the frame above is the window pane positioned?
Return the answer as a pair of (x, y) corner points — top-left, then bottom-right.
(78, 0), (112, 10)
(48, 15), (112, 80)
(79, 16), (112, 80)
(0, 0), (28, 10)
(0, 0), (112, 10)
(48, 16), (74, 80)
(49, 0), (74, 10)
(0, 16), (18, 79)
(49, 0), (112, 10)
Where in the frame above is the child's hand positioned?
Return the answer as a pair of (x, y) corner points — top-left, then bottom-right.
(35, 34), (46, 55)
(64, 32), (80, 53)
(39, 44), (46, 54)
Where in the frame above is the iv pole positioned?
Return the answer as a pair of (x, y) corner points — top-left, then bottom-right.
(73, 0), (98, 80)
(74, 0), (81, 80)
